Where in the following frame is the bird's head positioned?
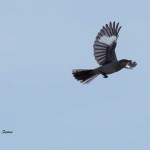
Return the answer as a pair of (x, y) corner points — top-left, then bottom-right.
(119, 59), (137, 69)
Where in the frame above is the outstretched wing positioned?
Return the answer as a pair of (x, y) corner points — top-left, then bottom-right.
(93, 22), (122, 65)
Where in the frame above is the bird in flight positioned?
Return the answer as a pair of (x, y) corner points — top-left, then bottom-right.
(72, 21), (137, 84)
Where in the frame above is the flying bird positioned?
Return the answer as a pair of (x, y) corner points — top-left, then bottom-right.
(72, 21), (137, 84)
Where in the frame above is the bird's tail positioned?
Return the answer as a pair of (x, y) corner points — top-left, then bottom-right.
(72, 69), (99, 84)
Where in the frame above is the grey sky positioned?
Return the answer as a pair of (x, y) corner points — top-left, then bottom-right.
(0, 0), (150, 150)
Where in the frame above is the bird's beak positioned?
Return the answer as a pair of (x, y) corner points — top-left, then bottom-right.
(125, 61), (137, 69)
(125, 63), (132, 69)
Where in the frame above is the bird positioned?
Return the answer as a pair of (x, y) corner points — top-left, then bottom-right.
(72, 21), (137, 84)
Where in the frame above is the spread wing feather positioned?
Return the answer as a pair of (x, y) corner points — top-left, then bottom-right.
(93, 21), (122, 65)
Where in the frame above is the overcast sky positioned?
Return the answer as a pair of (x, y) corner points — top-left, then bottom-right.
(0, 0), (150, 150)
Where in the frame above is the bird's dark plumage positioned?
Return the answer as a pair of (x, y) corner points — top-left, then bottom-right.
(94, 22), (121, 65)
(72, 21), (137, 84)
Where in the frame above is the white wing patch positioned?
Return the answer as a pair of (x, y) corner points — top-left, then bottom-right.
(98, 35), (117, 45)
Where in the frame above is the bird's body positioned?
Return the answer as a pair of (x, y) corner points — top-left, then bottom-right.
(96, 61), (121, 74)
(72, 21), (137, 84)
